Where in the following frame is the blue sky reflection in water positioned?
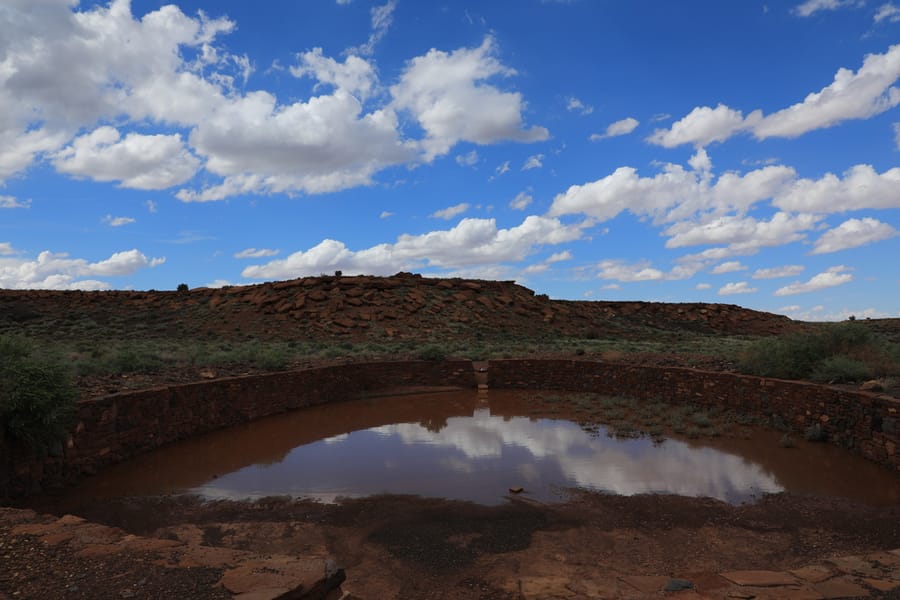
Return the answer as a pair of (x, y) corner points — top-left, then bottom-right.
(195, 406), (782, 505)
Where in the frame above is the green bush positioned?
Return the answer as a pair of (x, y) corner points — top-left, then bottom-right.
(77, 346), (167, 376)
(417, 345), (446, 361)
(738, 322), (898, 382)
(690, 411), (712, 428)
(0, 336), (77, 452)
(810, 355), (872, 384)
(252, 347), (290, 371)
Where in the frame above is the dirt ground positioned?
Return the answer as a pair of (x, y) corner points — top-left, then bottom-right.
(14, 488), (899, 599)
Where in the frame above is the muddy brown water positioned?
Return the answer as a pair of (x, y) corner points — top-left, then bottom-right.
(48, 389), (900, 507)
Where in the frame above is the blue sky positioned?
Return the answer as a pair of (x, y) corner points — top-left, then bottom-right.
(1, 0), (899, 321)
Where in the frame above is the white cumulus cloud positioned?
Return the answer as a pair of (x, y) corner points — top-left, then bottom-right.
(566, 96), (593, 115)
(53, 126), (200, 190)
(597, 260), (665, 282)
(102, 215), (136, 227)
(291, 48), (377, 99)
(774, 164), (900, 213)
(242, 215), (585, 279)
(811, 218), (899, 254)
(509, 191), (533, 210)
(647, 105), (750, 148)
(0, 247), (164, 290)
(590, 117), (639, 141)
(0, 0), (237, 182)
(235, 248), (280, 259)
(648, 45), (900, 147)
(346, 0), (397, 57)
(664, 212), (821, 250)
(390, 36), (549, 160)
(2, 3), (549, 200)
(710, 261), (747, 275)
(522, 154), (544, 171)
(755, 45), (900, 139)
(876, 3), (900, 22)
(0, 196), (30, 209)
(794, 0), (863, 17)
(431, 203), (471, 220)
(718, 281), (758, 295)
(455, 150), (479, 167)
(549, 160), (797, 227)
(752, 265), (805, 279)
(180, 88), (413, 201)
(52, 127), (200, 190)
(774, 265), (853, 295)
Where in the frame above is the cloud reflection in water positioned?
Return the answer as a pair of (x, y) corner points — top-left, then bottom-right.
(198, 407), (782, 504)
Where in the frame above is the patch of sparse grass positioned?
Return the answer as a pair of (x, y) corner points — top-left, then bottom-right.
(251, 346), (290, 371)
(417, 344), (446, 361)
(690, 411), (712, 428)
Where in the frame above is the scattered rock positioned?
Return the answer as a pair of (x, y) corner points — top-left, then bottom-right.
(862, 380), (884, 392)
(664, 578), (694, 592)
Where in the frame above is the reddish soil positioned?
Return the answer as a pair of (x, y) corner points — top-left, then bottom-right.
(20, 491), (900, 599)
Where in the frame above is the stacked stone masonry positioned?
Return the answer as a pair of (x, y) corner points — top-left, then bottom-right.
(1, 360), (474, 499)
(3, 358), (899, 500)
(487, 359), (900, 471)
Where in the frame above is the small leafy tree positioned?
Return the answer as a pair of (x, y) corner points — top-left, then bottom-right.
(0, 336), (77, 452)
(177, 283), (189, 293)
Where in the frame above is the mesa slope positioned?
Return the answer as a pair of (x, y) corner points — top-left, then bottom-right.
(0, 271), (797, 344)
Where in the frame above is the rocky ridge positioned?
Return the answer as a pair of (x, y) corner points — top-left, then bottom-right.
(0, 272), (800, 342)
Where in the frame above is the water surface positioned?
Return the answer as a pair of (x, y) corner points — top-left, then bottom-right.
(58, 389), (900, 506)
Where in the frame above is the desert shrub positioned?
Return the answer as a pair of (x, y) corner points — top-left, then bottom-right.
(252, 347), (290, 371)
(810, 355), (872, 384)
(177, 283), (189, 293)
(417, 345), (446, 361)
(76, 346), (167, 376)
(690, 411), (712, 428)
(738, 333), (824, 379)
(108, 348), (167, 374)
(0, 336), (77, 451)
(822, 321), (873, 350)
(738, 322), (898, 382)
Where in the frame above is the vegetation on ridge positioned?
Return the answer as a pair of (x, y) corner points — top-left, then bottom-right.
(1, 275), (899, 398)
(737, 321), (900, 383)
